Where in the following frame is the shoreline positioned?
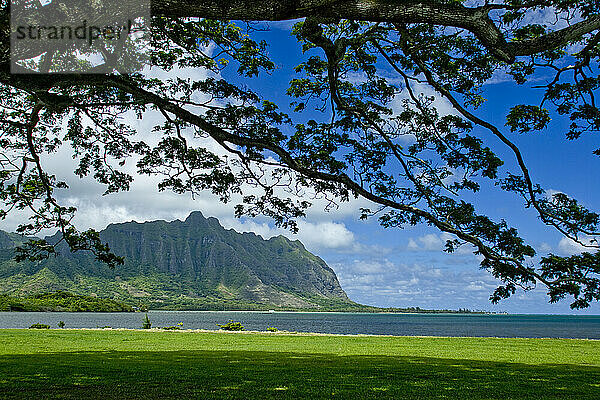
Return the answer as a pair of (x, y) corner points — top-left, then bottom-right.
(3, 327), (598, 340)
(0, 310), (496, 316)
(2, 309), (598, 316)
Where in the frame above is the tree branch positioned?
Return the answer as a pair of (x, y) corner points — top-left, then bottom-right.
(152, 0), (513, 61)
(508, 15), (600, 57)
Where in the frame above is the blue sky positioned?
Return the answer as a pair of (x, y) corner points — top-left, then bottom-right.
(2, 19), (599, 314)
(226, 22), (600, 314)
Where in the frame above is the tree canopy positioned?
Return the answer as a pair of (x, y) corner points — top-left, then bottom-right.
(1, 0), (599, 308)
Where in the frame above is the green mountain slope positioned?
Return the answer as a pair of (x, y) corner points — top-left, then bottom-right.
(0, 212), (365, 310)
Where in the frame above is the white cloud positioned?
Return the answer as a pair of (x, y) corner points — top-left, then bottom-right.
(406, 232), (473, 254)
(418, 233), (445, 251)
(1, 52), (379, 241)
(331, 256), (502, 309)
(220, 218), (357, 253)
(407, 238), (419, 251)
(483, 68), (512, 86)
(539, 242), (552, 252)
(557, 235), (599, 255)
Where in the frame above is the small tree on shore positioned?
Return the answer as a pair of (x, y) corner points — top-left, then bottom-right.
(141, 313), (152, 329)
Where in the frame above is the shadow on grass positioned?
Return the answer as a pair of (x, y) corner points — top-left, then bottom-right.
(0, 350), (598, 399)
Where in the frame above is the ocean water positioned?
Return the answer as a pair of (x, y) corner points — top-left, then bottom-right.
(1, 311), (599, 338)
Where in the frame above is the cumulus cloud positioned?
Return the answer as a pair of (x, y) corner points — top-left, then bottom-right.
(406, 232), (474, 254)
(1, 56), (376, 242)
(331, 256), (501, 310)
(538, 242), (552, 252)
(220, 218), (358, 253)
(557, 236), (599, 255)
(483, 68), (513, 86)
(327, 247), (600, 313)
(3, 123), (368, 254)
(3, 152), (370, 251)
(419, 233), (446, 251)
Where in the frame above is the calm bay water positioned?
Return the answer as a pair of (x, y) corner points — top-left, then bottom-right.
(1, 311), (599, 338)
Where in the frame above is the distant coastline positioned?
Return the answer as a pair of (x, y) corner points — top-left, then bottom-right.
(0, 292), (133, 312)
(0, 291), (495, 314)
(0, 291), (496, 314)
(143, 310), (506, 315)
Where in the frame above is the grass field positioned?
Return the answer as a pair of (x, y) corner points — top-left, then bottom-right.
(1, 329), (599, 399)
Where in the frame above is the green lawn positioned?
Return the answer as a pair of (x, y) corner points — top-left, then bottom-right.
(0, 329), (598, 399)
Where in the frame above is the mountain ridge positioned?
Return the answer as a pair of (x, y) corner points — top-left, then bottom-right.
(0, 212), (366, 311)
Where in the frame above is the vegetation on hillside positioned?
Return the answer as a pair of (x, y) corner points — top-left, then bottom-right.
(0, 292), (133, 312)
(0, 214), (358, 311)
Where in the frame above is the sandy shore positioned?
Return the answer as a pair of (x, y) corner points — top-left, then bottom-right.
(17, 327), (593, 340)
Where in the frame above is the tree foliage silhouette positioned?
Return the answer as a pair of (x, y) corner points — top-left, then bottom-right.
(1, 0), (599, 308)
